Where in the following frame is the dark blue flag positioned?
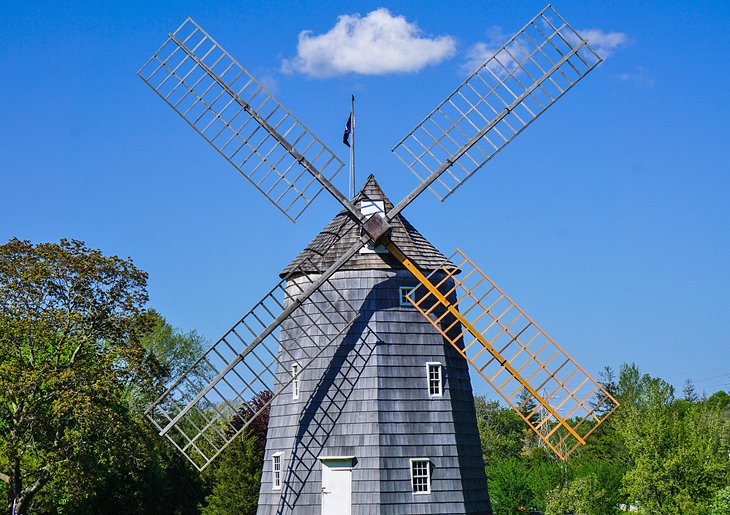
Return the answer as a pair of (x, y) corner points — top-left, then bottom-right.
(343, 114), (352, 147)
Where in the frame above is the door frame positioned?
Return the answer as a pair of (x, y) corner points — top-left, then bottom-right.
(319, 456), (355, 515)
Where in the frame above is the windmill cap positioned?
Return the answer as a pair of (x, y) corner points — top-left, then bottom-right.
(281, 175), (456, 277)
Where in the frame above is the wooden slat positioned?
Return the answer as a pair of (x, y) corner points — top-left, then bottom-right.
(389, 244), (619, 460)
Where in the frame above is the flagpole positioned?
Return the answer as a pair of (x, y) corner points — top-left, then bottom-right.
(350, 95), (355, 198)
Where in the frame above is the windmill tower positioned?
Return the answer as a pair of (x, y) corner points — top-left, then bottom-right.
(258, 176), (488, 513)
(138, 5), (619, 515)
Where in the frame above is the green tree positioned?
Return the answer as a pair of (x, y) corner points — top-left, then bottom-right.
(200, 433), (263, 515)
(545, 474), (611, 515)
(126, 310), (207, 413)
(591, 366), (619, 416)
(526, 460), (562, 512)
(707, 390), (730, 412)
(570, 459), (624, 512)
(0, 238), (155, 514)
(487, 458), (531, 515)
(200, 390), (272, 515)
(616, 364), (729, 514)
(73, 312), (208, 514)
(683, 378), (699, 402)
(474, 396), (524, 465)
(710, 486), (730, 515)
(516, 388), (538, 424)
(141, 310), (206, 383)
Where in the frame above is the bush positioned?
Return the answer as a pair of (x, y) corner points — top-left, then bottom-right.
(710, 486), (730, 515)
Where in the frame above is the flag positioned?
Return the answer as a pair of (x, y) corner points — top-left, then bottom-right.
(343, 113), (352, 147)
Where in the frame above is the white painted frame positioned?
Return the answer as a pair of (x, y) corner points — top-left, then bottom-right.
(359, 200), (389, 254)
(409, 458), (431, 494)
(291, 363), (300, 400)
(272, 452), (284, 490)
(320, 457), (354, 515)
(426, 362), (443, 397)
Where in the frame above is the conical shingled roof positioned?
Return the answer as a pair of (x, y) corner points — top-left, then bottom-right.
(281, 175), (453, 277)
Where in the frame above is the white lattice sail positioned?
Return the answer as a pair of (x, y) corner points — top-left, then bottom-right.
(392, 5), (602, 201)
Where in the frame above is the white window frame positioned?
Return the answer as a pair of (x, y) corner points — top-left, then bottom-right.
(410, 458), (431, 494)
(426, 362), (443, 397)
(272, 452), (284, 490)
(291, 364), (300, 400)
(399, 286), (415, 307)
(359, 200), (389, 254)
(360, 200), (384, 217)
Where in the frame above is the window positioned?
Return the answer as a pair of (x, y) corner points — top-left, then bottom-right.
(360, 199), (384, 217)
(359, 200), (389, 254)
(399, 286), (414, 307)
(272, 452), (284, 490)
(410, 459), (431, 494)
(426, 362), (443, 397)
(291, 364), (300, 400)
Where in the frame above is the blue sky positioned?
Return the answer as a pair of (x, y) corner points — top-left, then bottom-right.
(2, 0), (728, 397)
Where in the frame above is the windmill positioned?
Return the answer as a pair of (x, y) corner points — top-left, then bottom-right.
(138, 5), (619, 514)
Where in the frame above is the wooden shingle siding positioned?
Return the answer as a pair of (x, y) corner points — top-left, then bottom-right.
(257, 269), (490, 514)
(280, 176), (457, 277)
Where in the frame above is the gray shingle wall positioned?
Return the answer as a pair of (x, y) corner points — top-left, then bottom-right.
(257, 269), (491, 514)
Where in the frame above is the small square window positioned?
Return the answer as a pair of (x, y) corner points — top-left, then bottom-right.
(272, 452), (284, 490)
(360, 199), (384, 217)
(399, 286), (415, 307)
(359, 200), (389, 254)
(410, 459), (431, 494)
(426, 363), (443, 397)
(291, 364), (300, 400)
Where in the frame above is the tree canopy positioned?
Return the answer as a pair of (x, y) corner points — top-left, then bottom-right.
(477, 363), (730, 515)
(0, 239), (206, 514)
(0, 238), (158, 513)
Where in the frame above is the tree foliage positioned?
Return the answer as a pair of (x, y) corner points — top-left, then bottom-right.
(0, 238), (157, 514)
(200, 391), (272, 515)
(141, 310), (205, 384)
(683, 378), (699, 402)
(476, 362), (729, 515)
(474, 396), (523, 465)
(199, 433), (263, 515)
(545, 474), (610, 515)
(616, 363), (728, 514)
(0, 239), (206, 514)
(486, 458), (531, 515)
(710, 486), (730, 515)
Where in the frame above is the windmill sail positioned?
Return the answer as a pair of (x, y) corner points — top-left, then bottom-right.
(146, 257), (359, 470)
(391, 5), (601, 203)
(399, 247), (618, 459)
(138, 18), (346, 222)
(138, 6), (618, 472)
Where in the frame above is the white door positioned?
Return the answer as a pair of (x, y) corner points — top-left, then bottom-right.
(321, 459), (352, 515)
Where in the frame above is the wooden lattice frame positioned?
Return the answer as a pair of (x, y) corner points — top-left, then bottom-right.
(396, 247), (618, 459)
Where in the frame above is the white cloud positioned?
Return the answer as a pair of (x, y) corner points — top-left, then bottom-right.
(281, 8), (456, 78)
(461, 27), (520, 75)
(577, 28), (627, 58)
(613, 66), (655, 87)
(462, 26), (628, 77)
(256, 69), (280, 94)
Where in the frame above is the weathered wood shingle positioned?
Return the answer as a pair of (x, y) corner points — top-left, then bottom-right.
(281, 175), (455, 277)
(258, 176), (489, 514)
(257, 270), (490, 515)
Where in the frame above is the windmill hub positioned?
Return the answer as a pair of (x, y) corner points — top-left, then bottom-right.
(361, 212), (391, 245)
